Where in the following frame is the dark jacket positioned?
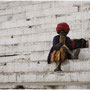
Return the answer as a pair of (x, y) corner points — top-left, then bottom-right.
(47, 35), (87, 64)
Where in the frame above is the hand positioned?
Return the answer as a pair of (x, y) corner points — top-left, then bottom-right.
(59, 35), (66, 44)
(62, 45), (68, 52)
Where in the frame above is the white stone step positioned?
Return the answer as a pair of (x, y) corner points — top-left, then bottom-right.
(0, 6), (77, 23)
(0, 25), (89, 40)
(80, 4), (90, 12)
(0, 82), (90, 89)
(68, 29), (90, 39)
(0, 48), (89, 63)
(79, 48), (90, 60)
(0, 42), (90, 60)
(0, 32), (55, 45)
(0, 2), (77, 26)
(0, 28), (89, 46)
(0, 59), (90, 73)
(0, 71), (90, 83)
(0, 41), (52, 55)
(0, 12), (26, 23)
(30, 48), (90, 61)
(0, 2), (76, 16)
(26, 6), (77, 19)
(1, 1), (88, 16)
(16, 71), (90, 83)
(0, 19), (89, 37)
(56, 10), (90, 23)
(0, 30), (89, 49)
(1, 10), (90, 30)
(0, 1), (38, 10)
(46, 84), (90, 89)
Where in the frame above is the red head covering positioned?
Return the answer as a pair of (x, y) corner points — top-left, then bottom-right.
(56, 22), (70, 34)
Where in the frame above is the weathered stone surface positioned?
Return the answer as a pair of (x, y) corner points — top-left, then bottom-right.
(0, 1), (90, 89)
(0, 59), (90, 73)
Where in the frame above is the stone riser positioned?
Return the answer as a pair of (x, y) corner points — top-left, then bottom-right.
(0, 59), (90, 73)
(0, 1), (90, 16)
(0, 71), (90, 83)
(0, 6), (77, 23)
(0, 1), (41, 11)
(0, 82), (90, 89)
(0, 2), (77, 16)
(1, 10), (90, 30)
(0, 25), (89, 37)
(0, 48), (90, 61)
(0, 29), (90, 46)
(0, 28), (90, 41)
(0, 32), (89, 53)
(47, 84), (90, 89)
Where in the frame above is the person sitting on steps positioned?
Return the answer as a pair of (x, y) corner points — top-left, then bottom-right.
(47, 22), (89, 71)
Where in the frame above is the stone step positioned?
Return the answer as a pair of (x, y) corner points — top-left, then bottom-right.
(0, 23), (84, 37)
(46, 83), (90, 89)
(0, 32), (55, 45)
(0, 6), (77, 23)
(0, 19), (89, 36)
(26, 6), (77, 19)
(0, 2), (76, 16)
(0, 1), (88, 17)
(0, 25), (89, 40)
(0, 48), (89, 64)
(68, 29), (90, 39)
(0, 30), (89, 51)
(0, 44), (90, 60)
(0, 59), (90, 73)
(16, 71), (90, 83)
(0, 12), (26, 23)
(0, 41), (52, 54)
(0, 28), (90, 45)
(0, 1), (39, 11)
(80, 4), (90, 12)
(0, 82), (90, 89)
(1, 10), (90, 30)
(0, 71), (90, 83)
(27, 9), (89, 27)
(30, 48), (90, 61)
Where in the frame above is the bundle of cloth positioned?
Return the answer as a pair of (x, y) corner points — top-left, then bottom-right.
(47, 22), (89, 71)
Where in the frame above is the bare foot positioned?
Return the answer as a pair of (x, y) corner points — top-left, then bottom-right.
(54, 67), (62, 72)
